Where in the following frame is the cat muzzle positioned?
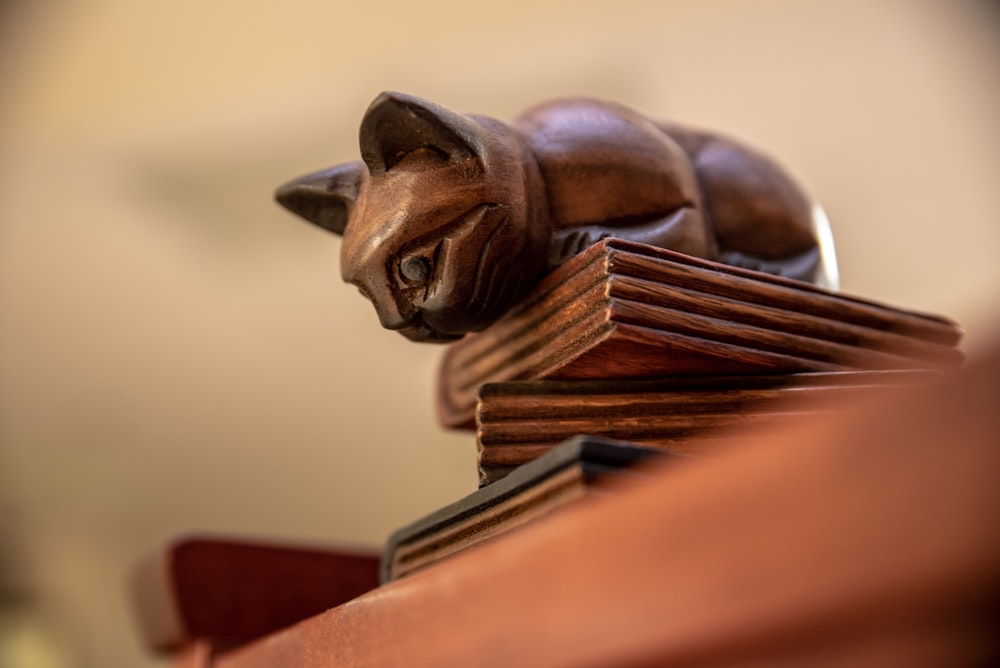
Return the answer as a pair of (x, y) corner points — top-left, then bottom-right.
(397, 321), (463, 343)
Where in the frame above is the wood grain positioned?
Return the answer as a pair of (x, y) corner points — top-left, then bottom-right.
(475, 370), (938, 484)
(382, 436), (665, 581)
(438, 239), (962, 428)
(276, 92), (833, 343)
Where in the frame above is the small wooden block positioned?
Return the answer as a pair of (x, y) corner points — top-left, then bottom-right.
(475, 369), (940, 483)
(438, 239), (962, 429)
(131, 536), (380, 654)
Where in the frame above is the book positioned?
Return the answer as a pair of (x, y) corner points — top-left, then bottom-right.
(437, 238), (962, 428)
(475, 370), (938, 484)
(381, 436), (668, 582)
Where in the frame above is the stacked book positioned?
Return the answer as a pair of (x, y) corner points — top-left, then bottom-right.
(382, 238), (963, 581)
(382, 435), (666, 582)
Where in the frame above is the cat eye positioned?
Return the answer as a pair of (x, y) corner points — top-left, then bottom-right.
(400, 254), (432, 283)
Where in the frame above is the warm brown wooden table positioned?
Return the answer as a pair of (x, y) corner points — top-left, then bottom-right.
(175, 347), (999, 668)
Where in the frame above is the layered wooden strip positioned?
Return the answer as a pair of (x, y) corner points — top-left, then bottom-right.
(605, 249), (961, 344)
(438, 239), (963, 428)
(381, 437), (666, 582)
(476, 370), (938, 484)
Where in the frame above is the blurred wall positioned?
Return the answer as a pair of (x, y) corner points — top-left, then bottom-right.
(0, 0), (998, 666)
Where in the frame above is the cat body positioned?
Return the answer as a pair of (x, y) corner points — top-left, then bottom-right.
(277, 92), (827, 342)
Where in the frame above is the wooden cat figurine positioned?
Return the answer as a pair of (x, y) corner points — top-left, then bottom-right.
(276, 92), (833, 342)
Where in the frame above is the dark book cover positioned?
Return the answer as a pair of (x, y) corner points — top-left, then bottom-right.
(381, 436), (669, 583)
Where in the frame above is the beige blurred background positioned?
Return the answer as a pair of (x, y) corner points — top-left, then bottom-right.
(0, 0), (997, 665)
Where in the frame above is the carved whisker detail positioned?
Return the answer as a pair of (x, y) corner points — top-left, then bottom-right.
(466, 210), (509, 319)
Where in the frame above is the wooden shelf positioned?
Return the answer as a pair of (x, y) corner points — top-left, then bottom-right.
(203, 351), (1000, 668)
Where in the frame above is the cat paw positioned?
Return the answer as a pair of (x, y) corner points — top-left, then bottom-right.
(550, 228), (610, 265)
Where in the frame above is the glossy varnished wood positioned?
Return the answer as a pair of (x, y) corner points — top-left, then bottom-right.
(276, 92), (832, 342)
(438, 239), (962, 428)
(213, 348), (1000, 668)
(475, 370), (938, 483)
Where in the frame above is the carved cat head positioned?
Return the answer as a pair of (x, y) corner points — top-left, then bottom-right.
(277, 92), (550, 342)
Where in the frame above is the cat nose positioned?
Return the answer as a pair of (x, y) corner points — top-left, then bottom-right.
(375, 301), (414, 331)
(349, 278), (414, 331)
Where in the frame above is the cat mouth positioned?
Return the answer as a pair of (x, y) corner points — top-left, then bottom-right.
(398, 321), (463, 343)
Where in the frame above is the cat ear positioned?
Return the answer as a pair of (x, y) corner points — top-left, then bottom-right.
(274, 160), (366, 235)
(360, 92), (485, 174)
